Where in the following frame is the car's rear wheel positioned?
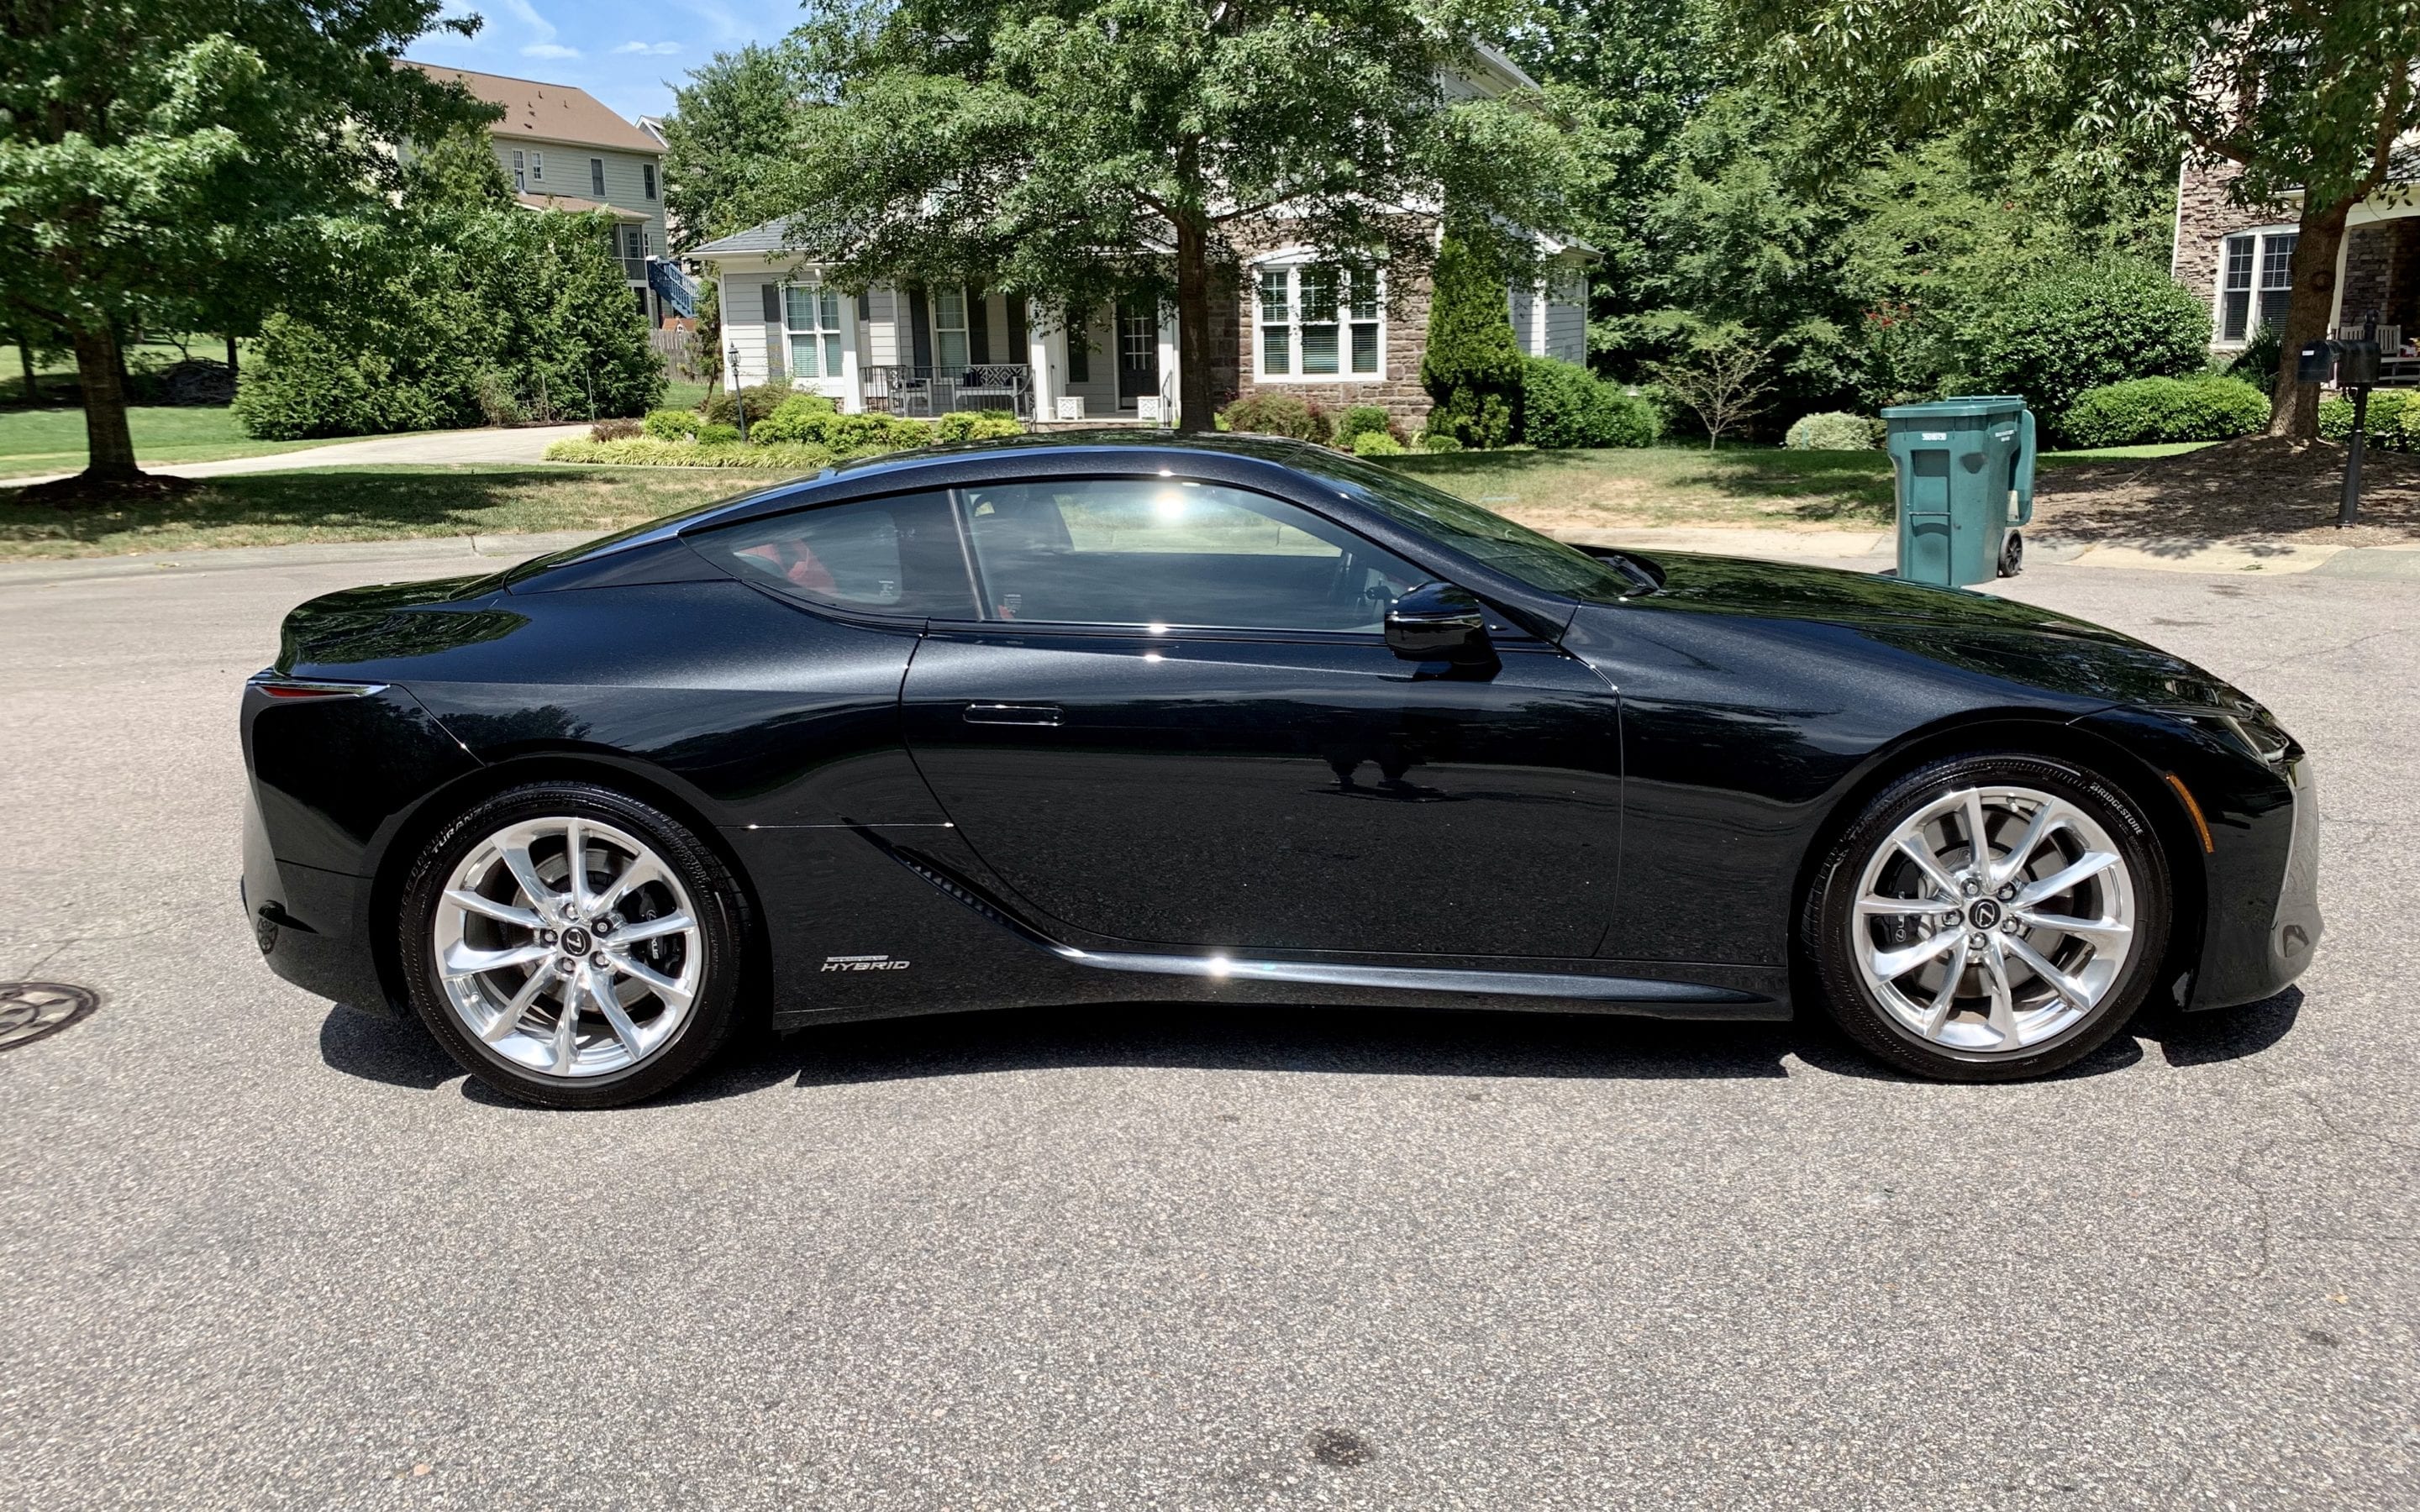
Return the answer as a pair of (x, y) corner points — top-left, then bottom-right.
(1805, 753), (2170, 1081)
(398, 782), (749, 1109)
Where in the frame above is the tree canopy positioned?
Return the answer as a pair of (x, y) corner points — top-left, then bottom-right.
(0, 0), (492, 490)
(660, 44), (807, 253)
(761, 0), (1578, 428)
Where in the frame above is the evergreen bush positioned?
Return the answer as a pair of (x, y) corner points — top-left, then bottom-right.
(1783, 411), (1882, 449)
(1335, 405), (1396, 445)
(1350, 429), (1406, 455)
(2060, 376), (2271, 448)
(1522, 357), (1659, 448)
(933, 409), (1025, 442)
(1959, 256), (2211, 423)
(2317, 390), (2415, 449)
(1420, 234), (1524, 449)
(1219, 392), (1334, 443)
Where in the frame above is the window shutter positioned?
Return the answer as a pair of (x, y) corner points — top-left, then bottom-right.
(761, 281), (781, 325)
(858, 291), (873, 323)
(965, 286), (991, 364)
(1006, 293), (1028, 355)
(907, 283), (934, 370)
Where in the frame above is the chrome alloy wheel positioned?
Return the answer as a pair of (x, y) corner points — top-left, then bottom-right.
(433, 816), (703, 1079)
(1850, 785), (2137, 1055)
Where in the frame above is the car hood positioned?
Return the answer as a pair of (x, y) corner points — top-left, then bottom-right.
(1611, 550), (2238, 711)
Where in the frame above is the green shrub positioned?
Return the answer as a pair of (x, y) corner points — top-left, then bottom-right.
(1417, 430), (1463, 453)
(1960, 255), (2212, 422)
(2318, 390), (2415, 449)
(590, 417), (644, 441)
(933, 409), (1024, 443)
(1219, 392), (1333, 443)
(696, 422), (742, 445)
(233, 312), (462, 439)
(2060, 376), (2271, 448)
(643, 407), (703, 440)
(749, 391), (842, 444)
(1350, 429), (1406, 455)
(1420, 233), (1524, 449)
(705, 382), (792, 427)
(1784, 411), (1881, 450)
(1521, 357), (1659, 449)
(2224, 324), (2286, 397)
(544, 436), (836, 468)
(1335, 405), (1395, 445)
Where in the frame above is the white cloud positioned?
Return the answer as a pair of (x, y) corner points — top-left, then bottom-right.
(522, 42), (581, 58)
(498, 0), (557, 41)
(613, 40), (682, 55)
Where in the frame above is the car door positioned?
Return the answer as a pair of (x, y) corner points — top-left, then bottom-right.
(898, 474), (1625, 958)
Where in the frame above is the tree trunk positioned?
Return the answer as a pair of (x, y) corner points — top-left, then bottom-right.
(2270, 197), (2354, 439)
(71, 323), (142, 482)
(1172, 213), (1214, 433)
(17, 338), (35, 403)
(226, 333), (239, 381)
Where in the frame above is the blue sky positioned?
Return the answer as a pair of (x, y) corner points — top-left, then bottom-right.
(409, 0), (795, 121)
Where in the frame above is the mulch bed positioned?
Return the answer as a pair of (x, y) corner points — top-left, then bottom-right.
(2033, 436), (2420, 547)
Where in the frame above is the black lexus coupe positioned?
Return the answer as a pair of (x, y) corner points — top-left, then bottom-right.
(240, 437), (2321, 1106)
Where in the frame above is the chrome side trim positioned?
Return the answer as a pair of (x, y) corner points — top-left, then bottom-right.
(1052, 947), (1760, 1003)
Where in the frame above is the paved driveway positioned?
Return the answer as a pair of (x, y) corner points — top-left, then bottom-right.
(2, 547), (2414, 1508)
(8, 423), (594, 488)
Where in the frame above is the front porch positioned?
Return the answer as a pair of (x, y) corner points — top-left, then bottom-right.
(2328, 195), (2420, 385)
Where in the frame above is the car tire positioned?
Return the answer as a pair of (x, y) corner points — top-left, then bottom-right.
(398, 781), (751, 1109)
(1803, 752), (2170, 1082)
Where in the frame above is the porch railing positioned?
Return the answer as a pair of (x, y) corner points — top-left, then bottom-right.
(864, 363), (1034, 420)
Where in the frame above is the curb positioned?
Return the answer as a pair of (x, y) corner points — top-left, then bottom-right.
(0, 529), (598, 588)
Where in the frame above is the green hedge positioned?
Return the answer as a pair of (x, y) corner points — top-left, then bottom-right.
(1421, 234), (1523, 449)
(1784, 412), (1881, 450)
(1219, 392), (1334, 443)
(2060, 376), (2270, 448)
(2318, 390), (2418, 449)
(544, 437), (838, 468)
(1959, 256), (2212, 423)
(1521, 357), (1658, 449)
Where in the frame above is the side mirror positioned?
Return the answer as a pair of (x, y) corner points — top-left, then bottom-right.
(1386, 581), (1493, 663)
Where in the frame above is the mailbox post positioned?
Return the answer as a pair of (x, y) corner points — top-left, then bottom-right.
(2337, 312), (2383, 528)
(726, 341), (749, 444)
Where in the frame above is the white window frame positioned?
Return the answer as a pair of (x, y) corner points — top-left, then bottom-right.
(783, 281), (845, 380)
(932, 286), (971, 370)
(529, 150), (542, 183)
(1253, 260), (1384, 382)
(590, 157), (607, 197)
(510, 149), (526, 192)
(643, 163), (657, 200)
(2214, 225), (2297, 347)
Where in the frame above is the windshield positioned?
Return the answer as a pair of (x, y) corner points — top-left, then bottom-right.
(1283, 451), (1645, 603)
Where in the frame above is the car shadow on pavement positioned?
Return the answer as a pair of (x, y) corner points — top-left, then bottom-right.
(315, 988), (2308, 1107)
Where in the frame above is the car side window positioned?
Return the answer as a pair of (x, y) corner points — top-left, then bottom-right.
(957, 478), (1423, 632)
(696, 491), (976, 619)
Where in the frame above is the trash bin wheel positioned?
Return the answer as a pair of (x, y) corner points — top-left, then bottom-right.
(1997, 531), (2024, 578)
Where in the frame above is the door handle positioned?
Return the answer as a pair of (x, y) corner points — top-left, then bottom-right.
(963, 702), (1065, 727)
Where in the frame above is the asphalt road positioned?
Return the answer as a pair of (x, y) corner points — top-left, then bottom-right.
(3, 544), (2414, 1509)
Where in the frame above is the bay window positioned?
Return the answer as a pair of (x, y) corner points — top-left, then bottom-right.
(1255, 264), (1382, 381)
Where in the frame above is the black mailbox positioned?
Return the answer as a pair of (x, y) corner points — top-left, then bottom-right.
(2298, 340), (2339, 384)
(2338, 339), (2382, 387)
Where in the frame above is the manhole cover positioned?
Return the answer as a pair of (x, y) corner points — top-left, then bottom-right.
(0, 983), (99, 1051)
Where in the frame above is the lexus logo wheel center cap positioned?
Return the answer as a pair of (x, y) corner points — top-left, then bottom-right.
(1967, 899), (2002, 929)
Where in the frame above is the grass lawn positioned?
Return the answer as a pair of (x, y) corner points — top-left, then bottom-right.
(0, 406), (345, 480)
(1387, 444), (1899, 533)
(0, 464), (763, 560)
(660, 378), (713, 412)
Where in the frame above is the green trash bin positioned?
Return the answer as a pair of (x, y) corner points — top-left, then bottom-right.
(1881, 396), (2036, 586)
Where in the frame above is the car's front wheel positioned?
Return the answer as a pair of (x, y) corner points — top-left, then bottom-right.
(398, 781), (750, 1108)
(1805, 753), (2170, 1082)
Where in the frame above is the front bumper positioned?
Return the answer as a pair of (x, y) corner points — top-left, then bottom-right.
(2190, 749), (2322, 1010)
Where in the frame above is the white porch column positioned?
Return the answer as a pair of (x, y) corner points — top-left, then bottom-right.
(2329, 214), (2356, 338)
(839, 293), (862, 413)
(1029, 317), (1060, 424)
(1156, 306), (1181, 428)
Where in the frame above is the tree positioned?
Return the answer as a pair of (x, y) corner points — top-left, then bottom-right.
(1648, 326), (1774, 447)
(661, 45), (806, 252)
(1728, 0), (2420, 438)
(1421, 232), (1527, 446)
(0, 1), (490, 495)
(768, 0), (1576, 430)
(403, 123), (517, 211)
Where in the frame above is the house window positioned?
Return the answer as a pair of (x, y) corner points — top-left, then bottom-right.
(933, 286), (970, 368)
(510, 150), (525, 191)
(591, 158), (606, 197)
(643, 164), (657, 200)
(785, 283), (844, 379)
(623, 225), (644, 261)
(2220, 229), (2297, 343)
(1255, 265), (1382, 380)
(530, 151), (542, 182)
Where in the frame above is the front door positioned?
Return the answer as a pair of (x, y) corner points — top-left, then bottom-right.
(899, 475), (1623, 958)
(1114, 301), (1160, 408)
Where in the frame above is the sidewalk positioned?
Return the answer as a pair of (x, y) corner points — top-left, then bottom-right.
(1554, 525), (2420, 579)
(3, 423), (594, 488)
(6, 520), (2420, 590)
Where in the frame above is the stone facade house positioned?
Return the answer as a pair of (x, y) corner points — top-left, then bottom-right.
(690, 47), (1592, 428)
(2172, 160), (2419, 369)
